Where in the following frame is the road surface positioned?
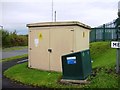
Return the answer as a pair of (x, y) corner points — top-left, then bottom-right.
(2, 49), (28, 59)
(2, 58), (38, 89)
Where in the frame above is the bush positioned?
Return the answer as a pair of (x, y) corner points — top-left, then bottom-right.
(1, 30), (28, 48)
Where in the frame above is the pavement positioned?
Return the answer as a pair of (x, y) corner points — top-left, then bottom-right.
(2, 58), (36, 89)
(1, 59), (55, 90)
(2, 49), (28, 59)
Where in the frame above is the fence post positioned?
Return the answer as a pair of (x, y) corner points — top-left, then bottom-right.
(103, 24), (105, 41)
(95, 28), (96, 42)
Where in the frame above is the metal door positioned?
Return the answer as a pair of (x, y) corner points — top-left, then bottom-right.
(29, 29), (50, 71)
(50, 29), (74, 71)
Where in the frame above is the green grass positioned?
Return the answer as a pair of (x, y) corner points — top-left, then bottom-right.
(0, 54), (28, 62)
(4, 63), (83, 88)
(4, 42), (119, 88)
(3, 46), (28, 52)
(90, 41), (116, 68)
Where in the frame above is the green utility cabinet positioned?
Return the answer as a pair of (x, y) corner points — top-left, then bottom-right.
(61, 49), (92, 80)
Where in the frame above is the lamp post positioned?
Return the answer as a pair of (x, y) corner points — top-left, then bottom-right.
(0, 25), (3, 30)
(114, 1), (120, 73)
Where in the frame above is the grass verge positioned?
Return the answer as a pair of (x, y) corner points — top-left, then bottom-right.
(4, 42), (119, 88)
(90, 41), (116, 68)
(4, 63), (85, 88)
(2, 46), (28, 52)
(0, 54), (28, 62)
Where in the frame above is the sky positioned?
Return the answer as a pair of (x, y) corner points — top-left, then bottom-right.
(0, 0), (120, 34)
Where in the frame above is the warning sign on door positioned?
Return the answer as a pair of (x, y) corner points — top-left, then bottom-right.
(38, 33), (43, 41)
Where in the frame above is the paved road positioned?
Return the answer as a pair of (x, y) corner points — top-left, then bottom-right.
(2, 58), (38, 89)
(2, 49), (28, 59)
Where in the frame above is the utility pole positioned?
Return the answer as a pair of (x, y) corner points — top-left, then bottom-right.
(52, 0), (54, 22)
(115, 1), (120, 73)
(54, 11), (56, 22)
(51, 0), (57, 22)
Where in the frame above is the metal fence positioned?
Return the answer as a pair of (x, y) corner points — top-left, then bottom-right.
(90, 20), (117, 42)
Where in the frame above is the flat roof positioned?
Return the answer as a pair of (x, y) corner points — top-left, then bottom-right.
(27, 21), (91, 29)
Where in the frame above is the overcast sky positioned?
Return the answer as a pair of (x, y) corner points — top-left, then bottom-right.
(0, 0), (119, 34)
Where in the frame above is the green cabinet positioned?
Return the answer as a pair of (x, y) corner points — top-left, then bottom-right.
(61, 49), (92, 80)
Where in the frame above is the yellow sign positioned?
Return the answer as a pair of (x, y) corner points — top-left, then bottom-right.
(38, 33), (43, 41)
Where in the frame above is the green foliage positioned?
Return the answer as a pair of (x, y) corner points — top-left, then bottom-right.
(1, 29), (28, 48)
(87, 69), (118, 88)
(90, 41), (116, 68)
(4, 63), (81, 88)
(90, 41), (110, 60)
(3, 46), (28, 52)
(0, 54), (28, 62)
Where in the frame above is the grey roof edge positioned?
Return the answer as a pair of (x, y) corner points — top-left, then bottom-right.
(27, 21), (91, 29)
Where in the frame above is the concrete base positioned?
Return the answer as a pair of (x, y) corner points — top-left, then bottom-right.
(60, 79), (90, 85)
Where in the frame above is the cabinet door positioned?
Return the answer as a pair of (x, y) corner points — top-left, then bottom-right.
(29, 29), (50, 71)
(50, 29), (74, 72)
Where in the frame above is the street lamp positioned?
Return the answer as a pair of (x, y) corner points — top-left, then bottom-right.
(0, 25), (3, 30)
(114, 1), (120, 73)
